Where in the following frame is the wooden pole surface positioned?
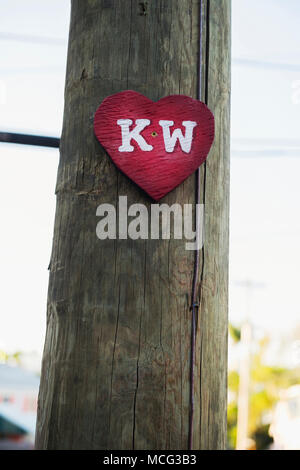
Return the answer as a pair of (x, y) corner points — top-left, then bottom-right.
(35, 0), (231, 450)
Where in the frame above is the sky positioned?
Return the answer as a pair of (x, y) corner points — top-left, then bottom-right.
(0, 0), (70, 353)
(0, 0), (300, 356)
(230, 0), (300, 336)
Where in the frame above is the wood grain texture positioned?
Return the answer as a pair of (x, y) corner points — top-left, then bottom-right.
(35, 0), (231, 450)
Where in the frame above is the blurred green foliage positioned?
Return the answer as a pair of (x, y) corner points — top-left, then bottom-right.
(0, 349), (22, 364)
(229, 324), (241, 343)
(227, 325), (300, 449)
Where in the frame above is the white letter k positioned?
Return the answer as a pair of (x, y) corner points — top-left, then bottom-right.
(117, 119), (153, 152)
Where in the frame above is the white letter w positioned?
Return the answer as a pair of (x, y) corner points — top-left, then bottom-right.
(117, 119), (153, 152)
(159, 120), (197, 153)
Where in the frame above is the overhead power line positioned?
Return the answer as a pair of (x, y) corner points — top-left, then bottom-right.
(0, 32), (66, 46)
(233, 57), (300, 71)
(1, 132), (300, 156)
(232, 149), (300, 157)
(0, 132), (59, 148)
(231, 138), (300, 157)
(1, 32), (300, 71)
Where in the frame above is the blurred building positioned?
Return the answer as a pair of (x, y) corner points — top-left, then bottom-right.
(269, 385), (300, 450)
(0, 363), (39, 449)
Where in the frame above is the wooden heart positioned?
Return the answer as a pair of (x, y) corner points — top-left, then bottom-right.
(94, 90), (214, 200)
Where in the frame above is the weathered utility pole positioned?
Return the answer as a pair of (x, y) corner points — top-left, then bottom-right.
(35, 0), (231, 450)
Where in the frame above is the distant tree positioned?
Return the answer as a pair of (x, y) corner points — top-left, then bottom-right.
(228, 329), (300, 449)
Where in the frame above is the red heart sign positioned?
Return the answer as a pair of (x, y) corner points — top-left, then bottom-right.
(94, 90), (214, 200)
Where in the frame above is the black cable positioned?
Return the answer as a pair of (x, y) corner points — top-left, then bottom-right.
(0, 132), (60, 148)
(188, 0), (205, 451)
